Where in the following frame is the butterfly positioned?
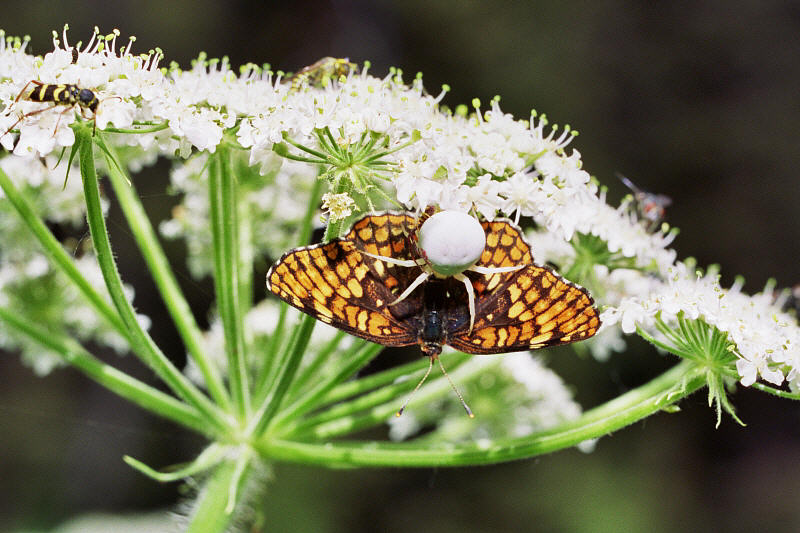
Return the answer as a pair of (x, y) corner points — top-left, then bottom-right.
(266, 212), (600, 359)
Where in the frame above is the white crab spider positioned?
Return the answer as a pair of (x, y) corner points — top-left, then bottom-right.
(361, 210), (524, 333)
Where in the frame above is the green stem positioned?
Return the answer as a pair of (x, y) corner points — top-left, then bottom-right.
(0, 306), (211, 436)
(103, 123), (169, 134)
(251, 173), (329, 431)
(284, 331), (350, 402)
(76, 128), (231, 435)
(321, 353), (467, 406)
(96, 133), (231, 411)
(248, 314), (315, 436)
(748, 382), (800, 400)
(0, 165), (128, 338)
(636, 326), (696, 360)
(286, 354), (470, 437)
(186, 453), (254, 533)
(280, 132), (329, 160)
(322, 357), (428, 404)
(254, 302), (288, 398)
(296, 356), (491, 440)
(254, 175), (323, 399)
(297, 177), (324, 249)
(236, 177), (254, 320)
(209, 146), (250, 420)
(270, 342), (383, 430)
(257, 360), (703, 467)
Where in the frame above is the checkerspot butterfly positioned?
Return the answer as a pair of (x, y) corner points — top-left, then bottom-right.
(267, 211), (600, 357)
(267, 211), (600, 415)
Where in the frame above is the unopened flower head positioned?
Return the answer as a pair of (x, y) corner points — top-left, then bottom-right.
(321, 192), (355, 223)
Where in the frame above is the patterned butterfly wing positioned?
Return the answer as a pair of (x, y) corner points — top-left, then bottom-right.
(447, 220), (600, 354)
(344, 213), (418, 258)
(342, 213), (427, 321)
(468, 219), (535, 299)
(448, 264), (600, 354)
(479, 219), (534, 268)
(267, 236), (420, 347)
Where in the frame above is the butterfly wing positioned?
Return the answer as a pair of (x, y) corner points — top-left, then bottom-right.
(479, 219), (534, 267)
(448, 263), (600, 354)
(444, 220), (599, 354)
(466, 219), (535, 297)
(267, 238), (419, 346)
(342, 212), (427, 322)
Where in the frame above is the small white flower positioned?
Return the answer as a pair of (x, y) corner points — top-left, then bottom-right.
(321, 192), (355, 223)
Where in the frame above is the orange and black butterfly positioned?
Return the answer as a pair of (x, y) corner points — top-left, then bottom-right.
(266, 212), (600, 360)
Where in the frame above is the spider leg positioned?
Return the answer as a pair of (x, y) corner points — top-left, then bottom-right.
(468, 264), (525, 274)
(358, 250), (428, 306)
(388, 271), (430, 306)
(454, 273), (476, 334)
(360, 250), (425, 267)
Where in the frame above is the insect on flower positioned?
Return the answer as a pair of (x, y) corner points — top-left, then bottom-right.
(1, 80), (101, 140)
(617, 173), (672, 231)
(285, 57), (358, 92)
(267, 210), (600, 415)
(776, 284), (800, 315)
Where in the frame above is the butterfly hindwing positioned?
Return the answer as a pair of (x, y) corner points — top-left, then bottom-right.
(449, 263), (600, 354)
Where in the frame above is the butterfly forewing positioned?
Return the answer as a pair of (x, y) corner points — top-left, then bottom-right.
(478, 220), (534, 267)
(266, 238), (419, 346)
(342, 213), (427, 318)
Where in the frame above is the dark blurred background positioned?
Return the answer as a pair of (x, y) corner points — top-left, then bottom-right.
(1, 1), (799, 532)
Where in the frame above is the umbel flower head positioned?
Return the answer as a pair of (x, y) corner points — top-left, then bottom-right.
(0, 25), (798, 438)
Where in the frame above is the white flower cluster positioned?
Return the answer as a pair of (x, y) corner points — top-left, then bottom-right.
(184, 298), (352, 387)
(602, 262), (800, 390)
(0, 156), (135, 373)
(1, 27), (798, 395)
(1, 28), (675, 272)
(388, 353), (582, 442)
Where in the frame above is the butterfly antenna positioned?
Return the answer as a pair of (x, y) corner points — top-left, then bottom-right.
(437, 357), (474, 418)
(396, 357), (434, 417)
